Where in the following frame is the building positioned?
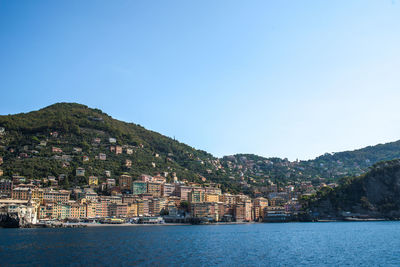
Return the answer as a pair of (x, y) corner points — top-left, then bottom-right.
(119, 175), (132, 190)
(140, 174), (153, 182)
(99, 153), (106, 161)
(125, 159), (132, 168)
(205, 193), (220, 203)
(0, 199), (38, 225)
(12, 176), (26, 185)
(0, 179), (12, 197)
(205, 187), (222, 195)
(115, 146), (122, 154)
(88, 176), (98, 186)
(162, 183), (175, 197)
(76, 167), (85, 177)
(132, 181), (147, 195)
(12, 187), (30, 200)
(234, 200), (252, 222)
(152, 174), (166, 184)
(177, 186), (193, 201)
(127, 202), (138, 217)
(190, 202), (213, 219)
(43, 190), (70, 203)
(188, 190), (205, 203)
(220, 193), (236, 205)
(109, 203), (128, 218)
(147, 182), (162, 197)
(0, 169), (3, 176)
(253, 197), (269, 221)
(106, 178), (116, 188)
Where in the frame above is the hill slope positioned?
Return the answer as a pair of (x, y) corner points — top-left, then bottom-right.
(0, 103), (228, 189)
(220, 140), (400, 186)
(303, 160), (400, 219)
(1, 103), (400, 195)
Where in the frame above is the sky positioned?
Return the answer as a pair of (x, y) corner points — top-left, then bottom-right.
(1, 0), (400, 160)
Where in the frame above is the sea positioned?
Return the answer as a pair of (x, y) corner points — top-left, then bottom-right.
(1, 222), (400, 266)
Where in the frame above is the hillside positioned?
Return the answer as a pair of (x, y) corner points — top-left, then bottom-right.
(0, 103), (230, 189)
(220, 140), (400, 186)
(2, 103), (400, 195)
(303, 160), (400, 219)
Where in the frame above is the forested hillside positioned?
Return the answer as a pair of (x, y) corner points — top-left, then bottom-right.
(2, 103), (400, 195)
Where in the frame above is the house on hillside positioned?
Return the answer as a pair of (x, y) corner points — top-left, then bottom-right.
(76, 167), (85, 177)
(52, 147), (63, 153)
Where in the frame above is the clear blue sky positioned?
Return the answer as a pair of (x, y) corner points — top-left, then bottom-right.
(1, 0), (400, 160)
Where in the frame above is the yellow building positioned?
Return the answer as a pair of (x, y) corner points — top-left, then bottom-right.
(205, 193), (219, 203)
(88, 176), (99, 186)
(147, 182), (162, 197)
(127, 202), (138, 217)
(32, 188), (44, 204)
(85, 201), (97, 218)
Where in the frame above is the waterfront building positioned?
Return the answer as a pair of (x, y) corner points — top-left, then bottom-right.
(177, 185), (193, 201)
(85, 201), (97, 218)
(234, 200), (252, 222)
(253, 197), (269, 221)
(0, 199), (38, 225)
(149, 198), (161, 216)
(109, 203), (128, 218)
(127, 202), (138, 217)
(190, 202), (210, 218)
(136, 199), (144, 216)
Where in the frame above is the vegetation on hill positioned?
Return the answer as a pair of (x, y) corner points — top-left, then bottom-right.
(2, 102), (400, 195)
(302, 160), (400, 219)
(0, 103), (223, 188)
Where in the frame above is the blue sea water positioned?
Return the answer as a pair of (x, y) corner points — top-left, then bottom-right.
(1, 222), (400, 266)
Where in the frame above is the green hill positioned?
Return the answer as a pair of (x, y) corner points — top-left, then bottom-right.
(2, 103), (400, 195)
(220, 140), (400, 186)
(0, 103), (228, 189)
(302, 160), (400, 219)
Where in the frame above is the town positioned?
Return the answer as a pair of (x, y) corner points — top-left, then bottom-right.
(0, 170), (336, 227)
(0, 132), (338, 227)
